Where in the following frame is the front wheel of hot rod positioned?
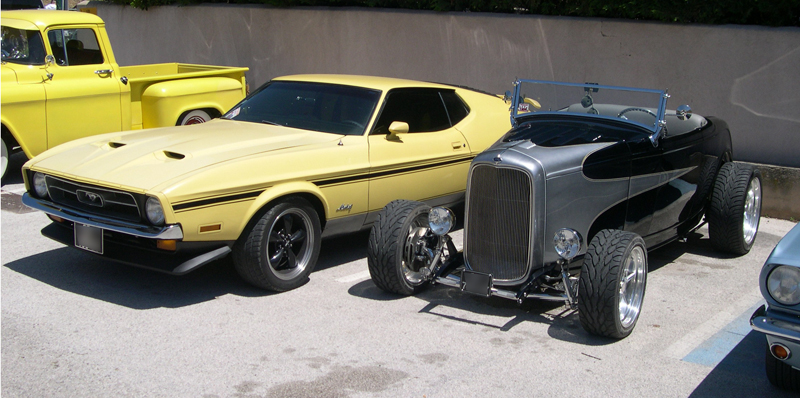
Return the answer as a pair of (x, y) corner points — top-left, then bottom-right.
(233, 197), (321, 292)
(708, 162), (762, 255)
(367, 200), (433, 296)
(578, 229), (648, 339)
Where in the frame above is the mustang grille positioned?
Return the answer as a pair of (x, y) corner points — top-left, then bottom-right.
(44, 176), (142, 223)
(465, 165), (532, 281)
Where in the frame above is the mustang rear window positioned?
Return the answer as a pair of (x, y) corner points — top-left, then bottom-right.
(225, 81), (381, 136)
(503, 118), (648, 146)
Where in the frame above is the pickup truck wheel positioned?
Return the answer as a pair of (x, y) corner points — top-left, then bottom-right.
(233, 197), (321, 292)
(766, 342), (800, 391)
(578, 229), (647, 339)
(367, 200), (433, 296)
(178, 110), (211, 125)
(1, 137), (8, 180)
(708, 162), (762, 255)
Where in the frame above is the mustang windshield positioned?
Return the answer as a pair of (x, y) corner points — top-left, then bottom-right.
(225, 81), (381, 136)
(510, 80), (668, 134)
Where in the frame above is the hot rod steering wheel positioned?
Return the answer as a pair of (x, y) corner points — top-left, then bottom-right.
(617, 107), (657, 120)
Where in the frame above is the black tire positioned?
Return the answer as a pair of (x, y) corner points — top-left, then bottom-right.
(233, 197), (321, 291)
(765, 343), (800, 391)
(578, 229), (648, 339)
(367, 200), (433, 295)
(708, 162), (762, 255)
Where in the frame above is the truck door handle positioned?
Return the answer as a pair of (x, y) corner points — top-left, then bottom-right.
(95, 69), (113, 75)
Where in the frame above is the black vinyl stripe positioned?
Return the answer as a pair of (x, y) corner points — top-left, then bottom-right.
(315, 156), (474, 186)
(172, 190), (263, 211)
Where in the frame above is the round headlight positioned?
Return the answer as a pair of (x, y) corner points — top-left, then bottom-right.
(145, 197), (165, 226)
(767, 265), (800, 306)
(428, 207), (454, 236)
(33, 172), (48, 198)
(554, 228), (582, 260)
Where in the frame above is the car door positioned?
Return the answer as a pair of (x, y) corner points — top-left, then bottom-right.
(367, 88), (471, 216)
(43, 26), (123, 148)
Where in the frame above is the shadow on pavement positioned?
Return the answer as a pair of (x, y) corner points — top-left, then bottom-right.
(689, 330), (796, 398)
(4, 230), (375, 309)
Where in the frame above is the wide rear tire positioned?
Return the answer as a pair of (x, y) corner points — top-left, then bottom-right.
(578, 229), (648, 339)
(367, 200), (432, 296)
(708, 162), (762, 255)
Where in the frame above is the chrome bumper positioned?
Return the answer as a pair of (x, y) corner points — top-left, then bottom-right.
(751, 305), (800, 343)
(23, 193), (183, 240)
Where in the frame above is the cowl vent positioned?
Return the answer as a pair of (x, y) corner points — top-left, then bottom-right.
(163, 151), (186, 160)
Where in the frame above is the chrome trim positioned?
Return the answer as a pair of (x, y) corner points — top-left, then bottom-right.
(23, 193), (184, 240)
(751, 305), (800, 343)
(434, 274), (566, 303)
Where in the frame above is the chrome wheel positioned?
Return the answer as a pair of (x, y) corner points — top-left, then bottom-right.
(743, 176), (761, 246)
(401, 212), (432, 286)
(619, 246), (646, 329)
(1, 138), (7, 180)
(266, 208), (315, 281)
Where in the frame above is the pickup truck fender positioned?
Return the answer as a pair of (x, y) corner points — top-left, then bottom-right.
(141, 77), (244, 128)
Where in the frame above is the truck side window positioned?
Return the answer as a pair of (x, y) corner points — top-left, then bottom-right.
(47, 28), (103, 66)
(372, 88), (451, 135)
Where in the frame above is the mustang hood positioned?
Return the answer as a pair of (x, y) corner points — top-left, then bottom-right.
(29, 120), (342, 191)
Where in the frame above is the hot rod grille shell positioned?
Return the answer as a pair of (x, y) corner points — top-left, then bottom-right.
(464, 164), (533, 282)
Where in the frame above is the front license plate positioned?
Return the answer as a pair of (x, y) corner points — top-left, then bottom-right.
(461, 270), (493, 297)
(74, 223), (103, 254)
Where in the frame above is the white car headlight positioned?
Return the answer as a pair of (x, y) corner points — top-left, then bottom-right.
(145, 196), (165, 226)
(554, 228), (582, 261)
(428, 207), (454, 236)
(33, 172), (48, 198)
(768, 265), (800, 306)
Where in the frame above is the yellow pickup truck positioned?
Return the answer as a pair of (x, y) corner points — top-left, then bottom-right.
(1, 10), (248, 178)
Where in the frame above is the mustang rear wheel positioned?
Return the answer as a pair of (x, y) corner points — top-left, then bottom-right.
(233, 197), (321, 291)
(578, 229), (647, 339)
(708, 162), (762, 255)
(766, 342), (800, 391)
(368, 200), (435, 296)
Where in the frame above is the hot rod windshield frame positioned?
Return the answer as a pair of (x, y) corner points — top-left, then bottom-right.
(509, 79), (669, 139)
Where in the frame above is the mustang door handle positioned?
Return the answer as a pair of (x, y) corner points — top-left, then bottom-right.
(94, 69), (113, 75)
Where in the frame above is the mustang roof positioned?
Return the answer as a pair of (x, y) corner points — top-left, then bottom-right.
(1, 10), (105, 30)
(274, 74), (457, 92)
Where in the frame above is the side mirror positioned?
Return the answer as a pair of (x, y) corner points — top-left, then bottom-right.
(387, 121), (409, 138)
(676, 104), (692, 120)
(45, 54), (55, 67)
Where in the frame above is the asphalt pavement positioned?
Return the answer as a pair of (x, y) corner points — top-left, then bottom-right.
(2, 153), (798, 397)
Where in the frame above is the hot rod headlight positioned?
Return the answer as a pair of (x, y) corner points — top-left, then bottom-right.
(33, 172), (48, 198)
(145, 197), (165, 226)
(428, 207), (454, 236)
(767, 265), (800, 306)
(554, 228), (582, 261)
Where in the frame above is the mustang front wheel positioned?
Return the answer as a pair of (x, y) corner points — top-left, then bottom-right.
(368, 200), (435, 296)
(708, 162), (762, 255)
(233, 197), (321, 291)
(578, 229), (647, 339)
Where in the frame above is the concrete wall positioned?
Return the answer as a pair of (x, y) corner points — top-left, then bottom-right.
(87, 3), (800, 219)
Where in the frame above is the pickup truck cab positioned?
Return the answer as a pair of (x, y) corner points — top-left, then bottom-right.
(1, 10), (248, 178)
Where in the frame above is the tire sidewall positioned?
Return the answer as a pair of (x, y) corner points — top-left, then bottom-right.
(393, 203), (432, 292)
(179, 109), (212, 126)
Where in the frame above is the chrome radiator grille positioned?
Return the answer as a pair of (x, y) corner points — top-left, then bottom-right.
(45, 176), (142, 223)
(464, 165), (532, 281)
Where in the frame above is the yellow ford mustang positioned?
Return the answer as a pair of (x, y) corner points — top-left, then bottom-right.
(22, 74), (512, 291)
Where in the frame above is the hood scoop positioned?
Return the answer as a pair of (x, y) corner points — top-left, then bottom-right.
(108, 142), (126, 148)
(163, 150), (186, 160)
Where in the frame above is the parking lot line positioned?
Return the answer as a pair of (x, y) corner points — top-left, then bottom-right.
(662, 287), (762, 360)
(336, 270), (371, 283)
(682, 303), (763, 367)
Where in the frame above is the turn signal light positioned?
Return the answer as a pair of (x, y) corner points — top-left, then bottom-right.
(771, 343), (791, 360)
(156, 240), (177, 251)
(47, 214), (65, 223)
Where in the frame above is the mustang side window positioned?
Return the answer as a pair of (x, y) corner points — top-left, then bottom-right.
(1, 26), (46, 65)
(372, 89), (451, 135)
(47, 28), (103, 66)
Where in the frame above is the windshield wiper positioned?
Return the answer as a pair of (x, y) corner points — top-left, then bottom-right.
(261, 120), (282, 126)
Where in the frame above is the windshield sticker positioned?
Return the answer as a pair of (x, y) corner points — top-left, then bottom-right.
(227, 107), (240, 119)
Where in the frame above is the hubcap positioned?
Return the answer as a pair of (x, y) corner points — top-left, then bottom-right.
(266, 209), (313, 281)
(619, 246), (646, 328)
(743, 177), (761, 245)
